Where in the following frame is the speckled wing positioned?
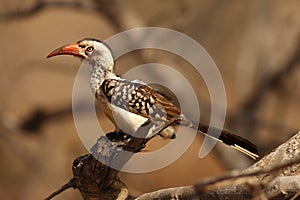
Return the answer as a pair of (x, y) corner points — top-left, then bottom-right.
(99, 78), (182, 122)
(99, 78), (259, 159)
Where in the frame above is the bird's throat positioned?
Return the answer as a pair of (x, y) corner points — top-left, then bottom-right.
(89, 63), (114, 95)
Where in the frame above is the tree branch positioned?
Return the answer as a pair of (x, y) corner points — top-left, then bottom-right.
(0, 0), (99, 20)
(45, 131), (300, 200)
(135, 131), (300, 200)
(44, 117), (179, 200)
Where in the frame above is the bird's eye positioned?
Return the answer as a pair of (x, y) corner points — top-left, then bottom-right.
(86, 46), (94, 53)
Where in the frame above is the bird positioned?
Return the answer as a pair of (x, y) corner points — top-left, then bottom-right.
(47, 38), (259, 159)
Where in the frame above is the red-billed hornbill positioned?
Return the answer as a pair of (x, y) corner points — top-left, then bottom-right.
(47, 38), (259, 159)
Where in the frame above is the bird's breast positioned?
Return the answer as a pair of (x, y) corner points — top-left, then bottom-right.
(109, 104), (149, 135)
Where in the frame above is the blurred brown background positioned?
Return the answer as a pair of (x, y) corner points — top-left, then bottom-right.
(0, 0), (299, 199)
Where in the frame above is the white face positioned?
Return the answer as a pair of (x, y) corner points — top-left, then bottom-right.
(78, 40), (114, 67)
(47, 39), (115, 93)
(76, 39), (115, 93)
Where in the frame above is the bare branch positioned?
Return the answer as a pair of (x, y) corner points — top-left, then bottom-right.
(0, 0), (98, 20)
(134, 132), (300, 200)
(194, 131), (300, 199)
(44, 178), (77, 200)
(44, 118), (173, 200)
(135, 186), (196, 200)
(46, 131), (300, 199)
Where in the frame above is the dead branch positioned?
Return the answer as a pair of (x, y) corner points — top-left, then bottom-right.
(44, 132), (138, 200)
(135, 186), (196, 200)
(0, 0), (101, 20)
(135, 176), (300, 200)
(5, 1), (300, 199)
(44, 118), (172, 200)
(45, 131), (300, 200)
(135, 131), (300, 200)
(44, 178), (76, 200)
(193, 131), (300, 199)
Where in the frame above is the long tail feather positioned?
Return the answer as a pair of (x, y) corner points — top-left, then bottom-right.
(194, 122), (259, 159)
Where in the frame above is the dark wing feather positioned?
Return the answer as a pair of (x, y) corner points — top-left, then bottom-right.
(100, 78), (181, 121)
(100, 78), (259, 159)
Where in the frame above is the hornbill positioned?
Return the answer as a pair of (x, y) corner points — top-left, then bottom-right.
(47, 38), (259, 159)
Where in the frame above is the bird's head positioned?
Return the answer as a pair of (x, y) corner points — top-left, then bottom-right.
(47, 38), (114, 72)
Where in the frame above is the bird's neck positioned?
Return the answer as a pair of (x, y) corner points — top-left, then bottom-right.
(89, 61), (115, 95)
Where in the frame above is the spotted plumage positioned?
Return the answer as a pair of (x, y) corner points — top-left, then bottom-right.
(99, 78), (181, 123)
(47, 38), (259, 159)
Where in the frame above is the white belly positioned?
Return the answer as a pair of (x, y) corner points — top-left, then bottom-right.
(108, 104), (176, 138)
(110, 104), (149, 135)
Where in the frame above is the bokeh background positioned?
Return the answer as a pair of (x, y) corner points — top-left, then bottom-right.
(0, 0), (299, 199)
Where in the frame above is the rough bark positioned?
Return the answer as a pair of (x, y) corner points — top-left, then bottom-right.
(45, 131), (300, 200)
